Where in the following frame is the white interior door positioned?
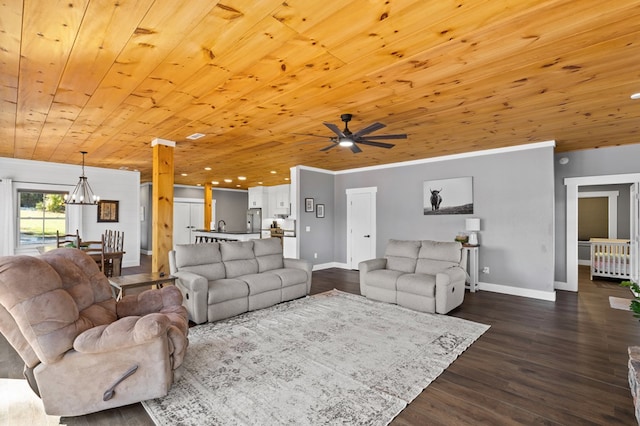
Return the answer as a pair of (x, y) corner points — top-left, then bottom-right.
(173, 202), (192, 245)
(631, 183), (640, 285)
(346, 187), (377, 269)
(174, 201), (204, 245)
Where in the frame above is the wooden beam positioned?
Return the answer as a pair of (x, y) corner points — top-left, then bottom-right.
(151, 138), (175, 273)
(204, 182), (212, 230)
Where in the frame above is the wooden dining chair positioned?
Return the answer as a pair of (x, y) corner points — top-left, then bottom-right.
(81, 236), (106, 275)
(104, 230), (124, 277)
(56, 229), (80, 248)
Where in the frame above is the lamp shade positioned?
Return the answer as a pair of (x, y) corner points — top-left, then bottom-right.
(465, 218), (481, 232)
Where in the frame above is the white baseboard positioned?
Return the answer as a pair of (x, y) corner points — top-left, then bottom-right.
(140, 249), (152, 255)
(478, 281), (556, 302)
(554, 281), (575, 292)
(313, 262), (350, 271)
(578, 259), (591, 266)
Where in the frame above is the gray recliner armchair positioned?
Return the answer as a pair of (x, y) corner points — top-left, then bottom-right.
(0, 248), (189, 416)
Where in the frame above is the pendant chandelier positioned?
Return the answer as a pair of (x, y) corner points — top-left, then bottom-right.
(64, 151), (100, 205)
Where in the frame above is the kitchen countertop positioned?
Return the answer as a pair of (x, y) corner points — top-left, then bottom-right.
(194, 229), (260, 235)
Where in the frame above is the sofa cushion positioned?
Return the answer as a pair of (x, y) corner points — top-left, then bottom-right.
(208, 279), (249, 304)
(221, 241), (258, 278)
(175, 243), (222, 267)
(240, 273), (282, 295)
(415, 241), (462, 275)
(269, 268), (308, 287)
(253, 238), (284, 272)
(384, 240), (420, 273)
(418, 240), (462, 263)
(397, 273), (436, 297)
(365, 269), (404, 290)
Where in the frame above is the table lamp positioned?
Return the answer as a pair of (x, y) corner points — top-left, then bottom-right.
(465, 218), (481, 246)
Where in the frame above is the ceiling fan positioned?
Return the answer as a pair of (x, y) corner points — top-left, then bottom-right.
(297, 114), (407, 153)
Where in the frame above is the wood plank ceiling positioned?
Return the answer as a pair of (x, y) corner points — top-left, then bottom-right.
(2, 0), (640, 188)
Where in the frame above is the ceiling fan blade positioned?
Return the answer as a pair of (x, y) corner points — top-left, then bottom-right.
(323, 122), (346, 138)
(353, 122), (385, 137)
(320, 143), (338, 152)
(350, 143), (363, 153)
(358, 133), (407, 140)
(292, 132), (330, 139)
(357, 140), (396, 149)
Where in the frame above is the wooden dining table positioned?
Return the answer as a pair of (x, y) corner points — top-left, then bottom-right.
(37, 245), (126, 277)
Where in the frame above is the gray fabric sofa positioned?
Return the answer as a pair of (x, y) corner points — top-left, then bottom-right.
(169, 238), (312, 324)
(358, 239), (467, 314)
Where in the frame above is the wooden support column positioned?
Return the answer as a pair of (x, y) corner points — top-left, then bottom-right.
(204, 182), (212, 230)
(151, 138), (175, 273)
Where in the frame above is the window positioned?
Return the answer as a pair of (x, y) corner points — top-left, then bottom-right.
(18, 190), (67, 246)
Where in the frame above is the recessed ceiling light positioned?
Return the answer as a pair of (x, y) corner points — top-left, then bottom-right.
(186, 133), (205, 140)
(197, 183), (202, 186)
(236, 185), (241, 187)
(257, 181), (263, 184)
(270, 170), (277, 174)
(631, 93), (640, 100)
(119, 166), (129, 170)
(181, 173), (188, 176)
(238, 176), (246, 181)
(204, 167), (212, 171)
(284, 177), (289, 181)
(224, 179), (232, 183)
(211, 181), (219, 185)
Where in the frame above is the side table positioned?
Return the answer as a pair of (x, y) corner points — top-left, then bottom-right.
(462, 245), (479, 292)
(109, 272), (177, 301)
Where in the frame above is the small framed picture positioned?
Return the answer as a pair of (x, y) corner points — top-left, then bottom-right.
(305, 198), (314, 212)
(316, 204), (325, 218)
(97, 200), (119, 223)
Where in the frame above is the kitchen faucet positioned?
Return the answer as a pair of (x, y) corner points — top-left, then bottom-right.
(217, 220), (226, 232)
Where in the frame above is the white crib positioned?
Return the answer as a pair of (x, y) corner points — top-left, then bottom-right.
(590, 238), (631, 280)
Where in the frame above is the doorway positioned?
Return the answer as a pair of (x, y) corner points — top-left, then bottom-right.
(564, 173), (640, 291)
(346, 187), (377, 269)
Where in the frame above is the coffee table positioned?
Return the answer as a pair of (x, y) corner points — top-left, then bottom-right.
(109, 272), (177, 301)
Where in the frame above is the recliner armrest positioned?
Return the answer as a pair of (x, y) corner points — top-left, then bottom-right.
(73, 314), (171, 354)
(358, 258), (387, 273)
(172, 270), (208, 324)
(284, 258), (313, 293)
(435, 266), (466, 288)
(358, 258), (387, 297)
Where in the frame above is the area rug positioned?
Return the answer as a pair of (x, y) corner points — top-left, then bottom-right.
(143, 290), (490, 425)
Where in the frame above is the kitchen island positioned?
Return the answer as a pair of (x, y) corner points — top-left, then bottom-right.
(194, 230), (261, 242)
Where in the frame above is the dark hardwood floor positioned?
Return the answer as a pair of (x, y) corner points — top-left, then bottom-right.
(1, 257), (638, 425)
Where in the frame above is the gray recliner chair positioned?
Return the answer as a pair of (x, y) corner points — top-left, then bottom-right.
(0, 248), (189, 416)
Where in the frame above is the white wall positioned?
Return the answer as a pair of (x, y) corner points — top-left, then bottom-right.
(0, 157), (141, 267)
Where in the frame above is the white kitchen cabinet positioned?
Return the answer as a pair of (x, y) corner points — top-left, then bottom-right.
(283, 236), (297, 258)
(248, 186), (267, 209)
(269, 184), (290, 215)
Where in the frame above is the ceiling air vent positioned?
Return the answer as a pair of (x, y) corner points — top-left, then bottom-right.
(186, 133), (205, 140)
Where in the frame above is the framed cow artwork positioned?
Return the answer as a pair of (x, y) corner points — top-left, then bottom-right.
(423, 177), (473, 215)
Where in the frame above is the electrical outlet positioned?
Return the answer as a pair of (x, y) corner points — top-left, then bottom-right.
(314, 253), (318, 259)
(306, 226), (311, 232)
(482, 266), (490, 274)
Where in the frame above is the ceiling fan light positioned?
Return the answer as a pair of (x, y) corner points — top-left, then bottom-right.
(339, 138), (353, 147)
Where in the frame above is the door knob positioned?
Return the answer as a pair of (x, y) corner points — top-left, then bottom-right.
(364, 235), (370, 238)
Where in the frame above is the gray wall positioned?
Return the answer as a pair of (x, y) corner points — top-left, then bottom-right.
(330, 145), (556, 293)
(554, 144), (640, 282)
(215, 190), (250, 232)
(299, 169), (335, 264)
